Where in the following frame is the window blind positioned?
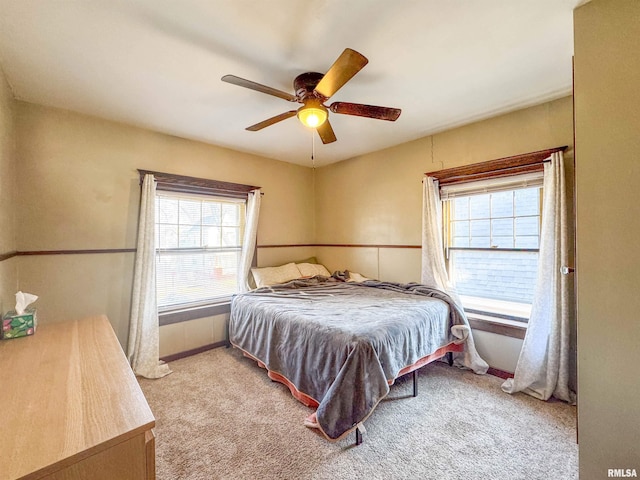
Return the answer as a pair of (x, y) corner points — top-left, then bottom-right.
(439, 171), (544, 200)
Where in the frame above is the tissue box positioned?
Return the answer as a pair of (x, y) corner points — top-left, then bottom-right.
(1, 309), (37, 339)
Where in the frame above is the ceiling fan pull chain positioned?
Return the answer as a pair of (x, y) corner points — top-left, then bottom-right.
(311, 131), (316, 170)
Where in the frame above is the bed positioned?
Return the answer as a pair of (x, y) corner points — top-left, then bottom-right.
(229, 273), (484, 443)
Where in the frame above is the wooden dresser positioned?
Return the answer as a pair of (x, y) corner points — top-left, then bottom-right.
(0, 315), (156, 480)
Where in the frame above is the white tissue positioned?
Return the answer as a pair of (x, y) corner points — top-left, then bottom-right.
(15, 291), (38, 315)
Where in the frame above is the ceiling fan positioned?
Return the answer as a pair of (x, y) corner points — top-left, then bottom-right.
(221, 48), (401, 144)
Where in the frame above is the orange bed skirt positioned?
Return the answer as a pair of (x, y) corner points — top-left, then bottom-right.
(236, 341), (465, 409)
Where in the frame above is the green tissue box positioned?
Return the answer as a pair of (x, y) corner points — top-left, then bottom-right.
(2, 309), (37, 339)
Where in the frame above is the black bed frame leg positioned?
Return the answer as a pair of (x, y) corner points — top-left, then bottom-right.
(355, 427), (362, 446)
(413, 370), (418, 397)
(446, 351), (454, 366)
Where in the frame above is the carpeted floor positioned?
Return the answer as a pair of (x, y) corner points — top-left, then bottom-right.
(139, 347), (577, 480)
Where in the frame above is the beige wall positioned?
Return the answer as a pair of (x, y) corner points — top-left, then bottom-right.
(0, 66), (17, 314)
(574, 0), (640, 477)
(314, 96), (574, 372)
(9, 94), (575, 370)
(318, 95), (574, 237)
(315, 96), (573, 263)
(14, 103), (315, 345)
(256, 245), (317, 268)
(159, 314), (228, 358)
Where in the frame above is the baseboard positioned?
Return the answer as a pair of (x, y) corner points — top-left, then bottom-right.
(487, 367), (514, 380)
(160, 340), (228, 363)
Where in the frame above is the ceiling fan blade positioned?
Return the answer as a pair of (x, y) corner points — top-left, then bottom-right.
(317, 119), (337, 144)
(314, 48), (368, 99)
(329, 102), (401, 121)
(246, 110), (297, 131)
(222, 75), (297, 102)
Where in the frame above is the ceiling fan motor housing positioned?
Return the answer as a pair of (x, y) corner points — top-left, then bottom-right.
(294, 72), (325, 101)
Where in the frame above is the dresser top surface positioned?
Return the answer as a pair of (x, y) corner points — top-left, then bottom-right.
(0, 315), (155, 480)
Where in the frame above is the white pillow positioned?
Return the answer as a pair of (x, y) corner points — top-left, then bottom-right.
(296, 263), (331, 278)
(251, 263), (302, 288)
(347, 271), (370, 282)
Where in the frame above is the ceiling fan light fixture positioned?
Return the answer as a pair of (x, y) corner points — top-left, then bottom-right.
(297, 100), (328, 128)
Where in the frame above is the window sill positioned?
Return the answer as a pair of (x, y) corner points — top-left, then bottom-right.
(159, 301), (231, 326)
(466, 313), (527, 340)
(460, 295), (531, 319)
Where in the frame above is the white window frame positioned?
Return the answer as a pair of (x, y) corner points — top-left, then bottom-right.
(442, 174), (543, 323)
(155, 191), (247, 311)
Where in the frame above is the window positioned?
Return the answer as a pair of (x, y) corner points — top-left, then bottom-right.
(443, 183), (541, 322)
(155, 192), (246, 310)
(137, 169), (259, 314)
(425, 147), (567, 332)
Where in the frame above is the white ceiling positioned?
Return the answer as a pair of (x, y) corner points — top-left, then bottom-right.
(0, 0), (579, 167)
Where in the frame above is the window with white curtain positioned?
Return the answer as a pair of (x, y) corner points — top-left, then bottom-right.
(155, 192), (246, 310)
(137, 169), (259, 316)
(442, 173), (543, 322)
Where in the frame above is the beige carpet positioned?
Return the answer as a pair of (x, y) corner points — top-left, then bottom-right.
(139, 347), (577, 480)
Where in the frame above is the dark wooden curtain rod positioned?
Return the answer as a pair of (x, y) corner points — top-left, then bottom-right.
(137, 169), (261, 198)
(425, 146), (567, 186)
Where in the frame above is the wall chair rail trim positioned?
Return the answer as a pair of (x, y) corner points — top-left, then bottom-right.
(257, 244), (421, 249)
(7, 244), (423, 258)
(16, 248), (137, 256)
(0, 251), (18, 262)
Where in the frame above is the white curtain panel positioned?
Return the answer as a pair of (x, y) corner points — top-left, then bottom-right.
(421, 177), (452, 293)
(127, 174), (171, 379)
(422, 177), (488, 375)
(502, 152), (576, 403)
(238, 188), (261, 292)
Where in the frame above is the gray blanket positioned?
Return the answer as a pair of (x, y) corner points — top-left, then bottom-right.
(229, 276), (468, 440)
